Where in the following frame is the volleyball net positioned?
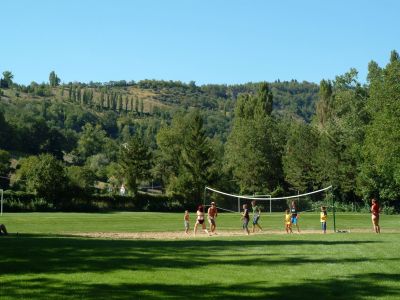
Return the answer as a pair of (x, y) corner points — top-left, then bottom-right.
(204, 185), (333, 215)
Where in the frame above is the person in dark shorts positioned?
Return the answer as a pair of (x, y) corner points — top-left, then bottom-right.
(241, 204), (250, 235)
(208, 202), (218, 235)
(290, 201), (300, 233)
(194, 205), (210, 236)
(251, 200), (263, 233)
(0, 224), (8, 236)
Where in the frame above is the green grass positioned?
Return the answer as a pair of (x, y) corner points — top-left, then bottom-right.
(1, 212), (400, 299)
(0, 212), (399, 233)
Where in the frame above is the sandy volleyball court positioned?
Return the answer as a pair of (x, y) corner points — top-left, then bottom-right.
(67, 228), (397, 240)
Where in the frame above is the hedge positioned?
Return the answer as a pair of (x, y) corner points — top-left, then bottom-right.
(1, 190), (186, 212)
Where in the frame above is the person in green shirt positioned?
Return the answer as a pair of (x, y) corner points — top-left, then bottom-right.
(251, 200), (263, 233)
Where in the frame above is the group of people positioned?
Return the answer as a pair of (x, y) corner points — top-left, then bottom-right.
(184, 198), (382, 235)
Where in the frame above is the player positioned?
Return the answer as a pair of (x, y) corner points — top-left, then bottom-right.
(251, 200), (263, 233)
(285, 209), (292, 233)
(320, 206), (327, 234)
(0, 224), (8, 236)
(194, 205), (209, 236)
(290, 201), (300, 233)
(241, 204), (250, 235)
(184, 210), (190, 235)
(371, 198), (381, 234)
(207, 202), (218, 235)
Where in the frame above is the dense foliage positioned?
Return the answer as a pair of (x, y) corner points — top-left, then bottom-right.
(0, 52), (399, 211)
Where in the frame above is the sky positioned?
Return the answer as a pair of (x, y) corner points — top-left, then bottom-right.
(1, 0), (400, 85)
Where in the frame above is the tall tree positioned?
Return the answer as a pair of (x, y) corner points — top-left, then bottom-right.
(49, 71), (61, 87)
(118, 135), (152, 195)
(361, 51), (400, 201)
(175, 111), (215, 203)
(225, 83), (282, 193)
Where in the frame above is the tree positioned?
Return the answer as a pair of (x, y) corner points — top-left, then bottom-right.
(135, 97), (139, 113)
(153, 114), (187, 189)
(76, 124), (107, 161)
(49, 71), (61, 87)
(315, 79), (333, 129)
(0, 149), (11, 188)
(15, 154), (67, 204)
(118, 135), (152, 195)
(1, 71), (14, 88)
(172, 111), (216, 203)
(313, 70), (368, 198)
(140, 99), (144, 115)
(66, 165), (96, 195)
(361, 51), (400, 201)
(225, 83), (283, 193)
(0, 110), (12, 149)
(283, 121), (319, 191)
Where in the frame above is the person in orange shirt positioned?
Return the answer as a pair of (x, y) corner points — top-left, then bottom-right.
(371, 198), (381, 233)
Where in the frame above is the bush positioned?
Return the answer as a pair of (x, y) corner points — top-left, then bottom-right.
(1, 190), (183, 212)
(3, 190), (54, 212)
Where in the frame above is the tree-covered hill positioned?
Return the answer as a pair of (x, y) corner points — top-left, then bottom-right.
(1, 51), (399, 212)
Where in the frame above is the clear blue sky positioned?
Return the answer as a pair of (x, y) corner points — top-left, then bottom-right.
(2, 0), (399, 85)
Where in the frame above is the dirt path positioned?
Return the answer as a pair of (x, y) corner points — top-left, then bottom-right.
(68, 228), (397, 240)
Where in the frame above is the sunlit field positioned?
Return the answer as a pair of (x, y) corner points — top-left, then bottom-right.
(0, 212), (399, 299)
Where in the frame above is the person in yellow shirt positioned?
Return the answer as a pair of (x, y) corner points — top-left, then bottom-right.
(285, 209), (292, 234)
(320, 206), (327, 234)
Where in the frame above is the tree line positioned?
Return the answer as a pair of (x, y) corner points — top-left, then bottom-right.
(0, 51), (399, 211)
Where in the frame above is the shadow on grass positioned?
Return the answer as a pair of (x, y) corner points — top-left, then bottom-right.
(1, 273), (399, 299)
(0, 234), (385, 276)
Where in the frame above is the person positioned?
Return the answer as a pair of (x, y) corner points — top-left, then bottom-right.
(251, 200), (263, 233)
(207, 202), (218, 235)
(241, 204), (250, 235)
(320, 206), (327, 234)
(184, 210), (190, 235)
(290, 201), (300, 233)
(371, 198), (381, 234)
(120, 184), (126, 196)
(0, 223), (8, 236)
(285, 209), (292, 234)
(194, 205), (209, 236)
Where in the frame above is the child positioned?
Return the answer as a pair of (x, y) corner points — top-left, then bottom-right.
(241, 204), (250, 235)
(285, 209), (292, 234)
(320, 206), (327, 234)
(251, 200), (263, 233)
(184, 210), (190, 235)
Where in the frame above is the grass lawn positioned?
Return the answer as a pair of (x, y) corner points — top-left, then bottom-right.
(0, 212), (399, 299)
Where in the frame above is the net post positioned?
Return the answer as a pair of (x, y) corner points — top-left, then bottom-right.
(1, 189), (3, 216)
(332, 186), (336, 232)
(269, 195), (272, 213)
(237, 197), (240, 213)
(203, 187), (207, 213)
